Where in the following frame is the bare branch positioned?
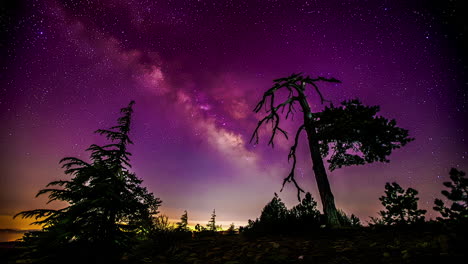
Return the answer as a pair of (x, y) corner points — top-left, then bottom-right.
(252, 73), (338, 201)
(306, 80), (330, 104)
(250, 95), (299, 146)
(280, 125), (306, 200)
(303, 76), (340, 104)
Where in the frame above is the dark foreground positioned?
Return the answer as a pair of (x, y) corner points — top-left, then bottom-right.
(2, 226), (467, 264)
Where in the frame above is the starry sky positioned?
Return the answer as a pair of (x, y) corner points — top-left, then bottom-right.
(1, 0), (467, 230)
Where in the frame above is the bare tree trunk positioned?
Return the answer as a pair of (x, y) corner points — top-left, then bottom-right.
(300, 96), (341, 227)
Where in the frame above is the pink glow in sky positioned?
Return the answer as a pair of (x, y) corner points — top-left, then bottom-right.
(1, 0), (467, 230)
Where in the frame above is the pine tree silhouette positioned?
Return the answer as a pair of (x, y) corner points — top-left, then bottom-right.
(176, 210), (189, 231)
(206, 209), (219, 231)
(434, 168), (468, 222)
(378, 182), (426, 225)
(15, 101), (161, 263)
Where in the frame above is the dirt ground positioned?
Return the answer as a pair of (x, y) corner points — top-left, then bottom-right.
(144, 227), (467, 264)
(2, 226), (466, 264)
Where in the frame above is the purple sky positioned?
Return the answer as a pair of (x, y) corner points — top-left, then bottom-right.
(1, 0), (467, 229)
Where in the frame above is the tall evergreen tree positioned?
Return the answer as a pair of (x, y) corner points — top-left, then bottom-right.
(206, 209), (218, 231)
(176, 210), (189, 231)
(15, 101), (161, 263)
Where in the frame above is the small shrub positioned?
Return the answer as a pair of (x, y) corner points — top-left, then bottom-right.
(226, 223), (237, 235)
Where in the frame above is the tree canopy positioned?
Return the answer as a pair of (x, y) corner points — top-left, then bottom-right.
(314, 99), (414, 171)
(434, 168), (468, 222)
(378, 182), (426, 225)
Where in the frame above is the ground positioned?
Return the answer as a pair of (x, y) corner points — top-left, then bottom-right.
(135, 226), (466, 264)
(2, 225), (466, 263)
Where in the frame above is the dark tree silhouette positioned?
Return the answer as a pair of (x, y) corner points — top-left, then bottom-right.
(176, 210), (189, 231)
(194, 223), (204, 232)
(14, 101), (161, 263)
(226, 223), (237, 235)
(434, 168), (468, 221)
(378, 182), (426, 225)
(259, 193), (289, 224)
(289, 192), (320, 221)
(206, 209), (219, 231)
(243, 192), (322, 234)
(251, 73), (413, 226)
(243, 193), (288, 233)
(349, 214), (362, 227)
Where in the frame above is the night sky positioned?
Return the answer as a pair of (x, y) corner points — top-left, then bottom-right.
(1, 0), (467, 230)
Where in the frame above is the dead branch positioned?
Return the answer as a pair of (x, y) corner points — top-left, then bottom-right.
(280, 124), (306, 200)
(251, 73), (339, 200)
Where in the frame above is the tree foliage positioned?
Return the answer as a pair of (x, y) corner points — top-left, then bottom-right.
(259, 193), (289, 224)
(378, 182), (426, 225)
(206, 209), (219, 231)
(14, 101), (161, 263)
(434, 168), (468, 222)
(314, 100), (414, 171)
(243, 192), (322, 234)
(226, 223), (237, 235)
(153, 215), (173, 231)
(176, 210), (190, 231)
(349, 214), (362, 227)
(194, 223), (204, 232)
(335, 210), (362, 227)
(289, 192), (321, 223)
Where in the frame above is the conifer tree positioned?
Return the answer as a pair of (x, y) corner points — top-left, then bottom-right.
(378, 182), (426, 225)
(349, 214), (362, 227)
(434, 168), (468, 221)
(15, 101), (161, 263)
(289, 192), (320, 220)
(176, 210), (189, 231)
(259, 193), (288, 224)
(206, 209), (218, 231)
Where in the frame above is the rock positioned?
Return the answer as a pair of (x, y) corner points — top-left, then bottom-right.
(269, 242), (280, 249)
(401, 249), (410, 259)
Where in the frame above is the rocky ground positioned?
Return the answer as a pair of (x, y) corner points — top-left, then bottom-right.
(2, 226), (466, 264)
(140, 227), (466, 264)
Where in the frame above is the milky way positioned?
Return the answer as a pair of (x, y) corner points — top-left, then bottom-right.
(1, 0), (467, 229)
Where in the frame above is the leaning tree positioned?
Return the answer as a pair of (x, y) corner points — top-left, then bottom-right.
(251, 73), (414, 226)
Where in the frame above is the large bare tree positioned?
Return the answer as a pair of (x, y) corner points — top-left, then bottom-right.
(251, 73), (413, 227)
